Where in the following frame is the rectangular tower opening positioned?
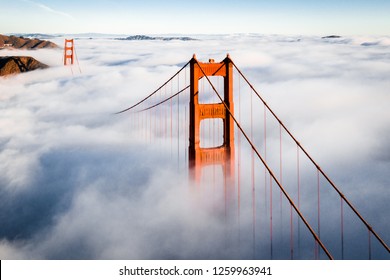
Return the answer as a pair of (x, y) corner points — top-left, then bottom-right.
(198, 76), (224, 104)
(200, 118), (224, 148)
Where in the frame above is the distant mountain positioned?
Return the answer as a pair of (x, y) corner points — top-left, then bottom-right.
(0, 34), (58, 50)
(117, 35), (196, 41)
(10, 33), (58, 40)
(321, 35), (342, 39)
(0, 56), (48, 76)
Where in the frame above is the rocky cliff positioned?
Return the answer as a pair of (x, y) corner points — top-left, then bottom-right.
(0, 34), (58, 50)
(0, 56), (48, 76)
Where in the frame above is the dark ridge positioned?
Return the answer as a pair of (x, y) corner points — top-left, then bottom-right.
(10, 33), (58, 39)
(117, 35), (196, 41)
(0, 34), (58, 50)
(322, 35), (342, 39)
(0, 56), (49, 76)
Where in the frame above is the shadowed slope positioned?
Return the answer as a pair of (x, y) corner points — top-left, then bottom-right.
(0, 56), (48, 76)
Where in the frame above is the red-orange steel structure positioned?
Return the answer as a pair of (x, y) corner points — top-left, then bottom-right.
(64, 39), (74, 66)
(189, 55), (235, 182)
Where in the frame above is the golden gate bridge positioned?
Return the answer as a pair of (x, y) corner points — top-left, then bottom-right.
(112, 54), (389, 260)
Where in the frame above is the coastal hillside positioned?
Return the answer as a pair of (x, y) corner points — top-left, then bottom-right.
(0, 34), (58, 50)
(0, 56), (48, 76)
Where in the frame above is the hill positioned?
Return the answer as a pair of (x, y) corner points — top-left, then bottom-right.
(117, 35), (196, 41)
(0, 56), (48, 76)
(10, 33), (57, 39)
(0, 34), (58, 50)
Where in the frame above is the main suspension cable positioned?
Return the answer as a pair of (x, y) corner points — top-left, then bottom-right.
(115, 60), (190, 114)
(136, 85), (190, 113)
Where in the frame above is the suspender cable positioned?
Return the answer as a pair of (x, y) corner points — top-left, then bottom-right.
(149, 105), (152, 143)
(297, 145), (301, 257)
(290, 204), (294, 259)
(250, 88), (256, 259)
(237, 71), (242, 249)
(270, 174), (273, 259)
(280, 124), (283, 229)
(177, 75), (180, 168)
(368, 230), (372, 260)
(341, 197), (345, 259)
(170, 81), (173, 157)
(317, 168), (321, 258)
(73, 44), (82, 74)
(279, 124), (283, 247)
(264, 105), (268, 218)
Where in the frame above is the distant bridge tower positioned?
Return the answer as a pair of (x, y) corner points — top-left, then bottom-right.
(189, 54), (235, 183)
(64, 39), (74, 66)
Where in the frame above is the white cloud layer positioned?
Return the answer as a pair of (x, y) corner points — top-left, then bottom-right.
(0, 34), (389, 259)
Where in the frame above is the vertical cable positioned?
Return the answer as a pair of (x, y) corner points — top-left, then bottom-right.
(224, 160), (227, 221)
(143, 111), (146, 141)
(184, 65), (188, 167)
(237, 73), (242, 250)
(317, 169), (321, 233)
(212, 79), (216, 147)
(151, 93), (154, 143)
(317, 169), (321, 259)
(177, 74), (180, 168)
(73, 44), (82, 74)
(290, 204), (294, 260)
(154, 92), (157, 141)
(145, 110), (148, 142)
(149, 106), (152, 143)
(270, 175), (273, 259)
(185, 106), (187, 165)
(250, 88), (256, 259)
(341, 197), (344, 260)
(164, 85), (167, 139)
(264, 106), (267, 161)
(297, 146), (301, 209)
(279, 124), (283, 244)
(131, 112), (133, 132)
(264, 106), (268, 215)
(136, 111), (139, 134)
(280, 123), (283, 184)
(170, 80), (173, 157)
(158, 89), (162, 142)
(297, 145), (301, 257)
(142, 110), (145, 141)
(368, 230), (372, 260)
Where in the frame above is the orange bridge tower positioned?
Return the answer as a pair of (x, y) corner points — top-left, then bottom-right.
(189, 54), (235, 183)
(64, 39), (74, 66)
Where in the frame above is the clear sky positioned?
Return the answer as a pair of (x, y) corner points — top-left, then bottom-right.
(1, 0), (389, 35)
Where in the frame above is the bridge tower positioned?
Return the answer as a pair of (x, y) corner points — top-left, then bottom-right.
(64, 39), (74, 66)
(189, 54), (235, 183)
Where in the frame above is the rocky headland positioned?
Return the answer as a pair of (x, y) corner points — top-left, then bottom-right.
(0, 34), (56, 76)
(0, 56), (48, 76)
(0, 34), (58, 50)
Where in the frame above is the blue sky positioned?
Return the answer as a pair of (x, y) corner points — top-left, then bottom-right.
(1, 0), (389, 35)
